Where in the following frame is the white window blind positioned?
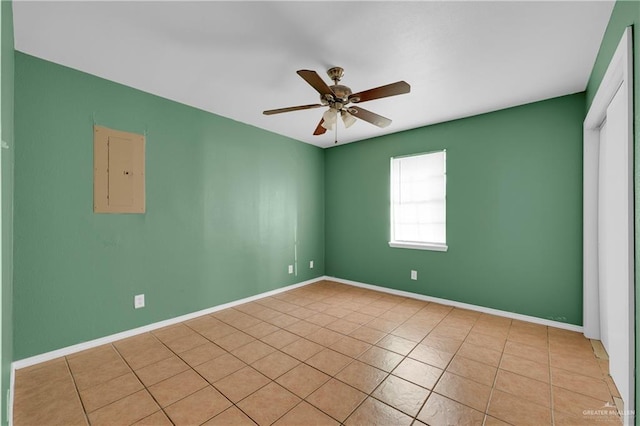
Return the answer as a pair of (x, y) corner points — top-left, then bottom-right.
(390, 150), (447, 251)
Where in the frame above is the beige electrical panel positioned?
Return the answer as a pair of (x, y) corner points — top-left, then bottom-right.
(94, 126), (145, 213)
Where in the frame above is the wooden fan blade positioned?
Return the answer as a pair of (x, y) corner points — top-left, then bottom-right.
(263, 103), (323, 115)
(297, 70), (335, 98)
(349, 81), (410, 103)
(313, 118), (327, 135)
(348, 106), (392, 128)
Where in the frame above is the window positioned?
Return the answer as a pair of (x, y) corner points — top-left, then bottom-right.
(389, 150), (447, 251)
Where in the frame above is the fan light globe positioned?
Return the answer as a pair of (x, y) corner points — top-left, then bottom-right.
(321, 109), (337, 130)
(342, 111), (356, 128)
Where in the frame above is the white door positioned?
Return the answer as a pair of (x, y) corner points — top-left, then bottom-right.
(597, 84), (634, 417)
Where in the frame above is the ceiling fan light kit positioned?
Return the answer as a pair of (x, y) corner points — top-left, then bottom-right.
(341, 110), (356, 128)
(263, 66), (410, 143)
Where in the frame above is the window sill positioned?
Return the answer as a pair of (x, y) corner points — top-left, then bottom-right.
(388, 241), (448, 252)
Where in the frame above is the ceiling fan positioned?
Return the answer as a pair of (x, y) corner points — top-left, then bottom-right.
(263, 67), (410, 143)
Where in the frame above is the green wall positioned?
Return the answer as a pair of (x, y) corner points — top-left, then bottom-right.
(1, 0), (13, 423)
(584, 0), (640, 417)
(13, 52), (325, 360)
(325, 93), (584, 325)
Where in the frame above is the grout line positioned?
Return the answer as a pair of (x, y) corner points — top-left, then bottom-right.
(482, 318), (513, 424)
(62, 357), (91, 425)
(392, 307), (456, 424)
(109, 340), (176, 425)
(143, 331), (243, 425)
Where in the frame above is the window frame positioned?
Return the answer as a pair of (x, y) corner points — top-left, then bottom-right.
(389, 149), (448, 252)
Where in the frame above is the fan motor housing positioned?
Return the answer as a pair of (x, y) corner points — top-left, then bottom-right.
(322, 84), (352, 106)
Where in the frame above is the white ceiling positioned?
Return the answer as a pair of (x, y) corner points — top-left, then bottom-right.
(13, 1), (614, 148)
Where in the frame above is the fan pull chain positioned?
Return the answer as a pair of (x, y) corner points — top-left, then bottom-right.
(334, 119), (338, 144)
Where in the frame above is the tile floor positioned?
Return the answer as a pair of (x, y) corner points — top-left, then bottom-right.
(14, 280), (623, 425)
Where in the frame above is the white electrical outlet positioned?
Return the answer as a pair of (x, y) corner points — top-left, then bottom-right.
(288, 265), (294, 274)
(411, 270), (418, 280)
(309, 260), (314, 269)
(134, 294), (145, 309)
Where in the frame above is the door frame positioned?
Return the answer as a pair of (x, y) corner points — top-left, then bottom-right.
(583, 26), (634, 421)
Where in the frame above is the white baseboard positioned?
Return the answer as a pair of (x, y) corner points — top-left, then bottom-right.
(12, 276), (326, 370)
(10, 272), (584, 421)
(328, 276), (583, 333)
(13, 274), (584, 371)
(9, 274), (585, 425)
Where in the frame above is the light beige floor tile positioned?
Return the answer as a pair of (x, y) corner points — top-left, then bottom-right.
(135, 356), (190, 387)
(179, 341), (226, 367)
(274, 401), (339, 426)
(72, 357), (132, 391)
(335, 360), (388, 394)
(503, 340), (549, 365)
(433, 371), (492, 412)
(421, 335), (464, 353)
(357, 346), (404, 372)
(457, 341), (503, 367)
(213, 331), (256, 352)
(231, 340), (276, 364)
(553, 386), (614, 417)
(164, 332), (209, 353)
(285, 320), (322, 337)
(500, 353), (550, 383)
(551, 367), (612, 402)
(446, 355), (497, 386)
(202, 406), (257, 425)
(417, 393), (484, 426)
(132, 410), (173, 425)
(372, 374), (430, 416)
(195, 353), (246, 383)
(408, 344), (454, 369)
(392, 357), (443, 390)
(236, 382), (301, 426)
(494, 369), (551, 407)
(165, 386), (232, 425)
(184, 315), (225, 333)
(87, 390), (159, 426)
(267, 313), (300, 328)
(487, 389), (551, 425)
(376, 334), (418, 356)
(276, 363), (331, 398)
(326, 319), (362, 335)
(306, 348), (353, 376)
(345, 397), (413, 426)
(152, 324), (195, 343)
(260, 329), (300, 349)
(349, 326), (387, 344)
(465, 331), (507, 352)
(307, 379), (367, 423)
(251, 350), (300, 379)
(366, 317), (400, 333)
(14, 371), (88, 426)
(307, 312), (340, 326)
(244, 321), (280, 339)
(330, 336), (372, 358)
(148, 369), (208, 407)
(306, 328), (344, 346)
(281, 338), (324, 361)
(78, 372), (143, 413)
(213, 366), (270, 402)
